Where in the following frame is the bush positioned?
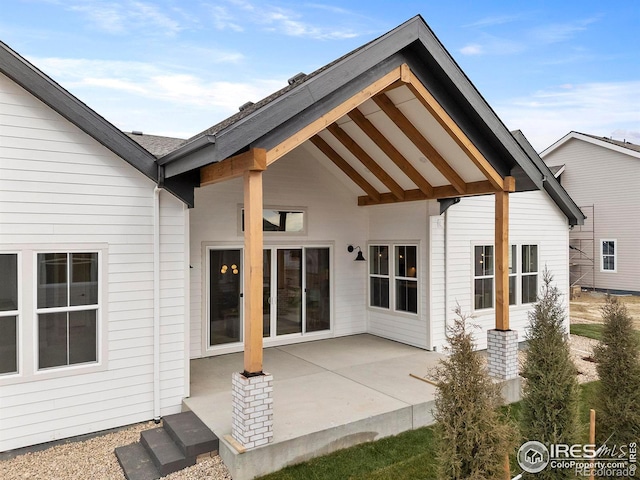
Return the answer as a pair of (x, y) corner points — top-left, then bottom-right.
(432, 306), (517, 480)
(520, 269), (580, 479)
(593, 295), (640, 445)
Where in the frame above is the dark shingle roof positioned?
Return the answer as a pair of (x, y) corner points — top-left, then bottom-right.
(125, 132), (186, 158)
(581, 133), (640, 154)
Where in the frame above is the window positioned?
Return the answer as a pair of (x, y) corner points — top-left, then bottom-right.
(601, 240), (616, 272)
(474, 246), (494, 310)
(37, 253), (99, 369)
(369, 246), (389, 309)
(509, 245), (517, 306)
(395, 246), (418, 313)
(241, 208), (305, 233)
(0, 254), (18, 375)
(369, 244), (418, 313)
(521, 245), (538, 304)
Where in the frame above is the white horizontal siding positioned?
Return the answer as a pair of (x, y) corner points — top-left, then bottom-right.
(429, 191), (570, 351)
(544, 138), (640, 292)
(0, 72), (186, 451)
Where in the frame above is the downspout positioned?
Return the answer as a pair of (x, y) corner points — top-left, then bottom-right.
(153, 186), (161, 422)
(444, 209), (449, 343)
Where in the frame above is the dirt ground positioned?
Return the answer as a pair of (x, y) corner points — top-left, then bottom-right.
(570, 290), (640, 328)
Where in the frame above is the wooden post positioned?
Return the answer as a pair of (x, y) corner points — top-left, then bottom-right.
(243, 168), (264, 375)
(495, 189), (510, 331)
(589, 409), (596, 480)
(504, 453), (511, 480)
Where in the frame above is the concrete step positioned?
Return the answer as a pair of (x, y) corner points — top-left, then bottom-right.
(163, 411), (219, 458)
(115, 442), (161, 480)
(140, 427), (195, 477)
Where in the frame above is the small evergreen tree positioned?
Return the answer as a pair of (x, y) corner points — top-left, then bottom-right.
(433, 305), (517, 480)
(593, 295), (640, 445)
(520, 269), (580, 480)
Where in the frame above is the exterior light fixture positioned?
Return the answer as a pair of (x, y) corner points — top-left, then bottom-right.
(347, 245), (366, 262)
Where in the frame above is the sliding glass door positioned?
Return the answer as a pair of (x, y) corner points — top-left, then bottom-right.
(208, 246), (331, 348)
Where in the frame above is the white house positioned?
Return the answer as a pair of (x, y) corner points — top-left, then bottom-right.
(542, 132), (640, 294)
(0, 15), (583, 454)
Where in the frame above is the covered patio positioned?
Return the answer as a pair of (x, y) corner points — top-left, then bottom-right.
(184, 334), (445, 480)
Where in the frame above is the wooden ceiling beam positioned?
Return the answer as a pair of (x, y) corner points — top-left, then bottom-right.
(309, 135), (381, 202)
(372, 93), (467, 195)
(357, 180), (497, 206)
(403, 68), (504, 191)
(347, 108), (434, 197)
(200, 148), (266, 187)
(326, 123), (405, 200)
(265, 65), (407, 166)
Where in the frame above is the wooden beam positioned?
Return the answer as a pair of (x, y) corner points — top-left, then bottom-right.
(495, 189), (509, 331)
(326, 123), (405, 200)
(372, 94), (467, 195)
(404, 68), (505, 191)
(243, 168), (264, 374)
(347, 109), (434, 197)
(357, 180), (496, 206)
(265, 65), (407, 165)
(201, 148), (266, 187)
(309, 135), (381, 202)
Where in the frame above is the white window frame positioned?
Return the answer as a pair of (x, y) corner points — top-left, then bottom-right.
(0, 252), (20, 377)
(600, 239), (617, 273)
(368, 242), (419, 316)
(238, 205), (308, 236)
(520, 244), (539, 305)
(473, 245), (494, 311)
(35, 252), (101, 371)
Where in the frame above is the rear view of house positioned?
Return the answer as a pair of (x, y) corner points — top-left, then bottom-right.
(1, 15), (584, 476)
(542, 132), (640, 294)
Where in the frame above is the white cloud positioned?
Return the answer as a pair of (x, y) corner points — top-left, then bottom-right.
(460, 44), (483, 56)
(495, 81), (640, 151)
(463, 14), (522, 28)
(529, 17), (599, 44)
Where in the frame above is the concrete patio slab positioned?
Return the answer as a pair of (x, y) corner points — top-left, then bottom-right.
(183, 334), (447, 480)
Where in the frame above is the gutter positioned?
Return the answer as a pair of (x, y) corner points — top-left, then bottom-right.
(153, 186), (161, 422)
(157, 135), (216, 165)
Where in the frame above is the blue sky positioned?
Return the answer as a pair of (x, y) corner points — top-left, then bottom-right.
(1, 0), (638, 150)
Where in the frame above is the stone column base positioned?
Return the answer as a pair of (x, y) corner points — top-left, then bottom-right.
(231, 372), (274, 449)
(487, 329), (519, 380)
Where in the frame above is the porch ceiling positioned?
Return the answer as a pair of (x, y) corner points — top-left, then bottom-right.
(199, 64), (512, 205)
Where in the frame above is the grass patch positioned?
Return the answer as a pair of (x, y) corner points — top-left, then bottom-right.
(259, 383), (600, 480)
(571, 323), (604, 341)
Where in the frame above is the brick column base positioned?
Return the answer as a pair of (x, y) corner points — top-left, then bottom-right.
(231, 372), (274, 449)
(487, 329), (519, 380)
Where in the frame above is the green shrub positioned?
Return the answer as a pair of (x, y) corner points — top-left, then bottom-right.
(520, 269), (580, 479)
(593, 295), (640, 446)
(432, 305), (517, 480)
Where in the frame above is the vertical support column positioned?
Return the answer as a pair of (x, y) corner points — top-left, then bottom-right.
(488, 177), (518, 380)
(231, 149), (273, 449)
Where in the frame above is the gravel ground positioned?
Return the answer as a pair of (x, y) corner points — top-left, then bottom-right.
(0, 421), (231, 480)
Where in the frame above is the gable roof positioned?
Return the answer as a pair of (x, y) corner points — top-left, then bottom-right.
(159, 15), (584, 225)
(541, 131), (640, 160)
(511, 130), (584, 224)
(0, 41), (191, 205)
(126, 132), (186, 158)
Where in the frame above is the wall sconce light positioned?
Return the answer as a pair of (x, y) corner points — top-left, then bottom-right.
(347, 245), (366, 262)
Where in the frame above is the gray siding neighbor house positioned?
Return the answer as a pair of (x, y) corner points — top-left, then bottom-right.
(541, 131), (640, 294)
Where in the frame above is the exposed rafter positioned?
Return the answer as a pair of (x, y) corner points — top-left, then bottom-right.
(346, 108), (434, 197)
(372, 93), (467, 195)
(357, 180), (497, 206)
(265, 65), (406, 166)
(402, 68), (505, 191)
(326, 123), (405, 200)
(309, 135), (381, 202)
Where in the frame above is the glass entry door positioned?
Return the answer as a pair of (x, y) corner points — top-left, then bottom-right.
(209, 249), (242, 346)
(276, 249), (302, 335)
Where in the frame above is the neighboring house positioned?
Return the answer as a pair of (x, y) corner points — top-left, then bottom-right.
(0, 15), (583, 453)
(541, 132), (640, 294)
